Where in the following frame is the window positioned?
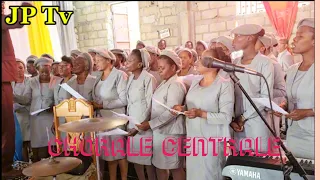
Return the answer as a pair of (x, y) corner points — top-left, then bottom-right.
(236, 1), (311, 15)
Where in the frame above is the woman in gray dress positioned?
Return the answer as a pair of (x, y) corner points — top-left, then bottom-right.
(70, 52), (96, 101)
(177, 48), (198, 76)
(92, 48), (129, 180)
(136, 50), (186, 180)
(275, 18), (315, 159)
(145, 46), (162, 87)
(13, 57), (62, 162)
(174, 48), (234, 180)
(125, 49), (157, 180)
(12, 58), (31, 162)
(229, 24), (274, 153)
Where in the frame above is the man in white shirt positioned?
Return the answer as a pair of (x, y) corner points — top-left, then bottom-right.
(276, 39), (294, 72)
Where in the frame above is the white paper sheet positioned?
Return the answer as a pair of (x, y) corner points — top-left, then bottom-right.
(30, 107), (50, 116)
(59, 83), (86, 100)
(97, 128), (128, 136)
(152, 98), (185, 115)
(252, 98), (288, 115)
(110, 111), (141, 125)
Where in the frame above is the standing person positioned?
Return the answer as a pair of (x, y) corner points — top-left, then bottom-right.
(12, 59), (31, 162)
(51, 61), (60, 76)
(41, 53), (55, 62)
(26, 55), (39, 77)
(70, 53), (96, 101)
(184, 41), (193, 49)
(111, 49), (129, 74)
(92, 48), (128, 180)
(215, 36), (235, 58)
(88, 48), (101, 77)
(136, 40), (146, 49)
(195, 40), (208, 59)
(229, 24), (274, 153)
(136, 50), (186, 180)
(275, 18), (315, 159)
(209, 38), (217, 50)
(2, 1), (34, 177)
(173, 48), (235, 180)
(255, 34), (286, 142)
(158, 39), (167, 51)
(53, 56), (76, 105)
(125, 49), (157, 180)
(145, 46), (162, 87)
(70, 49), (82, 59)
(177, 48), (198, 76)
(13, 57), (62, 162)
(276, 39), (294, 72)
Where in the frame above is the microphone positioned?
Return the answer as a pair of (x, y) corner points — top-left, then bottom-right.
(202, 57), (262, 76)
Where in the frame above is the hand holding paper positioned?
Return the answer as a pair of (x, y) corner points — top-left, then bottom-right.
(152, 98), (185, 115)
(30, 107), (50, 116)
(252, 98), (288, 115)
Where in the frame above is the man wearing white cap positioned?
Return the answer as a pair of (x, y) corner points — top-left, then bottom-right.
(14, 57), (62, 162)
(91, 48), (129, 180)
(276, 38), (294, 72)
(275, 18), (315, 159)
(255, 34), (286, 139)
(230, 24), (274, 153)
(111, 48), (129, 75)
(145, 46), (162, 87)
(88, 48), (101, 77)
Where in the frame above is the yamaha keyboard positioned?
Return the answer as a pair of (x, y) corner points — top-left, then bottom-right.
(222, 154), (315, 180)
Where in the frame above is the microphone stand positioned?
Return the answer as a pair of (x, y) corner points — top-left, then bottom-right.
(228, 72), (309, 180)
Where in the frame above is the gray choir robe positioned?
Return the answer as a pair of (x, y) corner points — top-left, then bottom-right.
(69, 74), (96, 101)
(185, 70), (234, 180)
(126, 70), (157, 165)
(149, 74), (187, 169)
(233, 52), (274, 153)
(53, 75), (77, 105)
(286, 63), (314, 159)
(12, 76), (31, 141)
(92, 67), (128, 161)
(148, 69), (162, 88)
(14, 75), (62, 148)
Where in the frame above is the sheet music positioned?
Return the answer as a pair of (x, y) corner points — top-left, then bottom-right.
(30, 107), (50, 116)
(97, 128), (128, 136)
(59, 83), (86, 100)
(152, 98), (185, 115)
(252, 98), (288, 115)
(110, 111), (141, 125)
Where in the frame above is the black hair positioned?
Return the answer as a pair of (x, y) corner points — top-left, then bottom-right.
(61, 55), (73, 67)
(131, 49), (143, 62)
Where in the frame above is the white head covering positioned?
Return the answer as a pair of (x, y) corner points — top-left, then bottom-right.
(177, 48), (192, 57)
(52, 61), (60, 65)
(41, 53), (55, 62)
(16, 58), (26, 68)
(174, 46), (184, 54)
(145, 46), (161, 56)
(297, 18), (314, 29)
(196, 40), (208, 49)
(139, 48), (151, 70)
(71, 49), (82, 56)
(95, 48), (117, 62)
(231, 24), (264, 36)
(216, 36), (235, 52)
(78, 52), (94, 73)
(160, 50), (182, 70)
(190, 49), (198, 62)
(35, 57), (53, 67)
(111, 49), (128, 61)
(137, 40), (145, 47)
(88, 48), (96, 53)
(258, 34), (278, 48)
(26, 55), (38, 64)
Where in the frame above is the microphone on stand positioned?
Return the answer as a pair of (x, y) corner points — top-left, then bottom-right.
(202, 56), (262, 76)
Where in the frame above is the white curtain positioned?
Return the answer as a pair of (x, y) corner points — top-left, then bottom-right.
(5, 1), (31, 63)
(52, 1), (78, 56)
(42, 1), (63, 61)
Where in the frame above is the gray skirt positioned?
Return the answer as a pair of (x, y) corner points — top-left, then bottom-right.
(127, 129), (153, 165)
(152, 131), (184, 169)
(287, 121), (314, 159)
